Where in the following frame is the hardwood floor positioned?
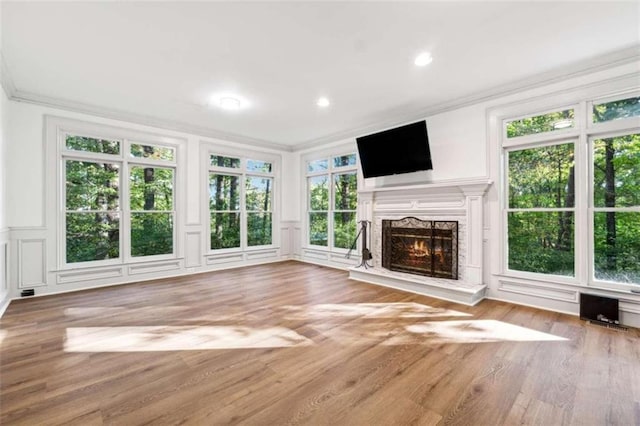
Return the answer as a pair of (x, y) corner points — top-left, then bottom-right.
(1, 261), (638, 425)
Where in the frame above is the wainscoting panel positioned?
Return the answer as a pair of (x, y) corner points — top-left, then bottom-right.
(17, 239), (47, 289)
(57, 267), (124, 285)
(185, 231), (202, 268)
(128, 260), (182, 276)
(497, 278), (579, 303)
(246, 250), (279, 261)
(205, 253), (245, 266)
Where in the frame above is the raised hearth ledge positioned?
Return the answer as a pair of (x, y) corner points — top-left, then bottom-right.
(349, 266), (487, 306)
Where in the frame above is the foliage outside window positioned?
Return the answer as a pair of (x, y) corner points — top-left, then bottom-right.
(506, 109), (574, 138)
(209, 154), (274, 250)
(593, 96), (640, 123)
(507, 143), (575, 276)
(503, 94), (640, 288)
(592, 134), (640, 284)
(306, 153), (357, 249)
(64, 136), (176, 264)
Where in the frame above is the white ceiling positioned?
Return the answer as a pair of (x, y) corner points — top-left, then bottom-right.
(2, 2), (639, 149)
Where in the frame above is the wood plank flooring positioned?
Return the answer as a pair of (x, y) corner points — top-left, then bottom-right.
(1, 261), (638, 425)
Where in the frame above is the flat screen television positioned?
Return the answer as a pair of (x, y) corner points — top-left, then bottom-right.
(579, 293), (619, 324)
(356, 120), (432, 178)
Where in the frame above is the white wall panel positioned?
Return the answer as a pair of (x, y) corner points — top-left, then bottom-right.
(185, 231), (202, 267)
(17, 238), (46, 288)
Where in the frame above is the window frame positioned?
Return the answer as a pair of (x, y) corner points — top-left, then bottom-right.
(499, 91), (640, 291)
(304, 150), (358, 252)
(205, 148), (278, 253)
(49, 118), (184, 270)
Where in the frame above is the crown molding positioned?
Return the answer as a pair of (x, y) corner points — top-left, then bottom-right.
(3, 44), (639, 153)
(292, 44), (640, 151)
(0, 51), (17, 99)
(10, 90), (293, 152)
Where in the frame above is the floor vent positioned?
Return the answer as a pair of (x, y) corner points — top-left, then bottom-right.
(587, 320), (628, 332)
(21, 289), (35, 297)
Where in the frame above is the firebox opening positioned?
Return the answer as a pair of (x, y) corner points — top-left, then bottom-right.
(382, 218), (458, 280)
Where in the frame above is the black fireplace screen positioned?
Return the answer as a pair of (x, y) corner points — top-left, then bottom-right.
(382, 217), (458, 279)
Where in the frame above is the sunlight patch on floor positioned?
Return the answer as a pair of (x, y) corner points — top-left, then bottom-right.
(313, 319), (567, 345)
(0, 329), (7, 346)
(281, 302), (472, 320)
(404, 320), (568, 344)
(64, 326), (313, 352)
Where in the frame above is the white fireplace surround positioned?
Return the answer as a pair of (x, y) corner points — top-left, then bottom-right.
(349, 178), (492, 305)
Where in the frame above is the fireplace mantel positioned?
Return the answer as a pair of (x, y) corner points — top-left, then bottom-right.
(350, 177), (492, 306)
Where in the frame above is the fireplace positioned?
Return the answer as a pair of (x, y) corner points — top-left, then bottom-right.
(382, 217), (458, 279)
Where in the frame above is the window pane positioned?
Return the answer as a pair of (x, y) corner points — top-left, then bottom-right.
(509, 143), (575, 208)
(66, 212), (119, 263)
(334, 212), (357, 249)
(209, 174), (240, 211)
(309, 213), (328, 246)
(247, 213), (272, 246)
(131, 213), (173, 257)
(308, 159), (328, 172)
(308, 175), (329, 211)
(246, 159), (273, 173)
(210, 212), (240, 249)
(130, 167), (174, 211)
(593, 96), (640, 123)
(593, 134), (640, 208)
(594, 212), (640, 285)
(130, 143), (174, 161)
(246, 177), (272, 212)
(333, 154), (356, 168)
(334, 172), (357, 210)
(66, 160), (120, 211)
(66, 135), (120, 155)
(210, 155), (240, 168)
(506, 109), (574, 138)
(508, 212), (574, 276)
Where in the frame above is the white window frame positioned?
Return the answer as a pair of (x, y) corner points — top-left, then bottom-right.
(203, 144), (279, 253)
(47, 117), (185, 270)
(498, 89), (640, 291)
(303, 150), (358, 252)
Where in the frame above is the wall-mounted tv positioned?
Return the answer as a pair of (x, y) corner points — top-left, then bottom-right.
(579, 293), (619, 324)
(356, 120), (432, 178)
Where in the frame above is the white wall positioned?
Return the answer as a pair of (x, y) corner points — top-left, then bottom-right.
(0, 0), (11, 313)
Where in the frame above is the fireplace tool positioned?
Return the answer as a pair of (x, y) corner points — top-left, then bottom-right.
(346, 220), (373, 268)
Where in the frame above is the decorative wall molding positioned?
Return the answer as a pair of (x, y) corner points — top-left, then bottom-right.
(128, 260), (182, 276)
(57, 267), (123, 285)
(185, 231), (202, 268)
(17, 238), (47, 288)
(497, 278), (579, 303)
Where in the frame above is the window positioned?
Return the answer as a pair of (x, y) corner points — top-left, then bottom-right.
(306, 153), (357, 250)
(63, 135), (177, 265)
(503, 93), (640, 288)
(506, 142), (575, 276)
(591, 133), (640, 284)
(208, 154), (274, 251)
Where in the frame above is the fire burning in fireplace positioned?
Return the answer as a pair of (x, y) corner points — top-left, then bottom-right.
(382, 218), (458, 279)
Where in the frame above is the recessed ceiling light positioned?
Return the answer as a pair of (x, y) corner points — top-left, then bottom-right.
(219, 97), (241, 110)
(317, 97), (330, 107)
(414, 52), (433, 67)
